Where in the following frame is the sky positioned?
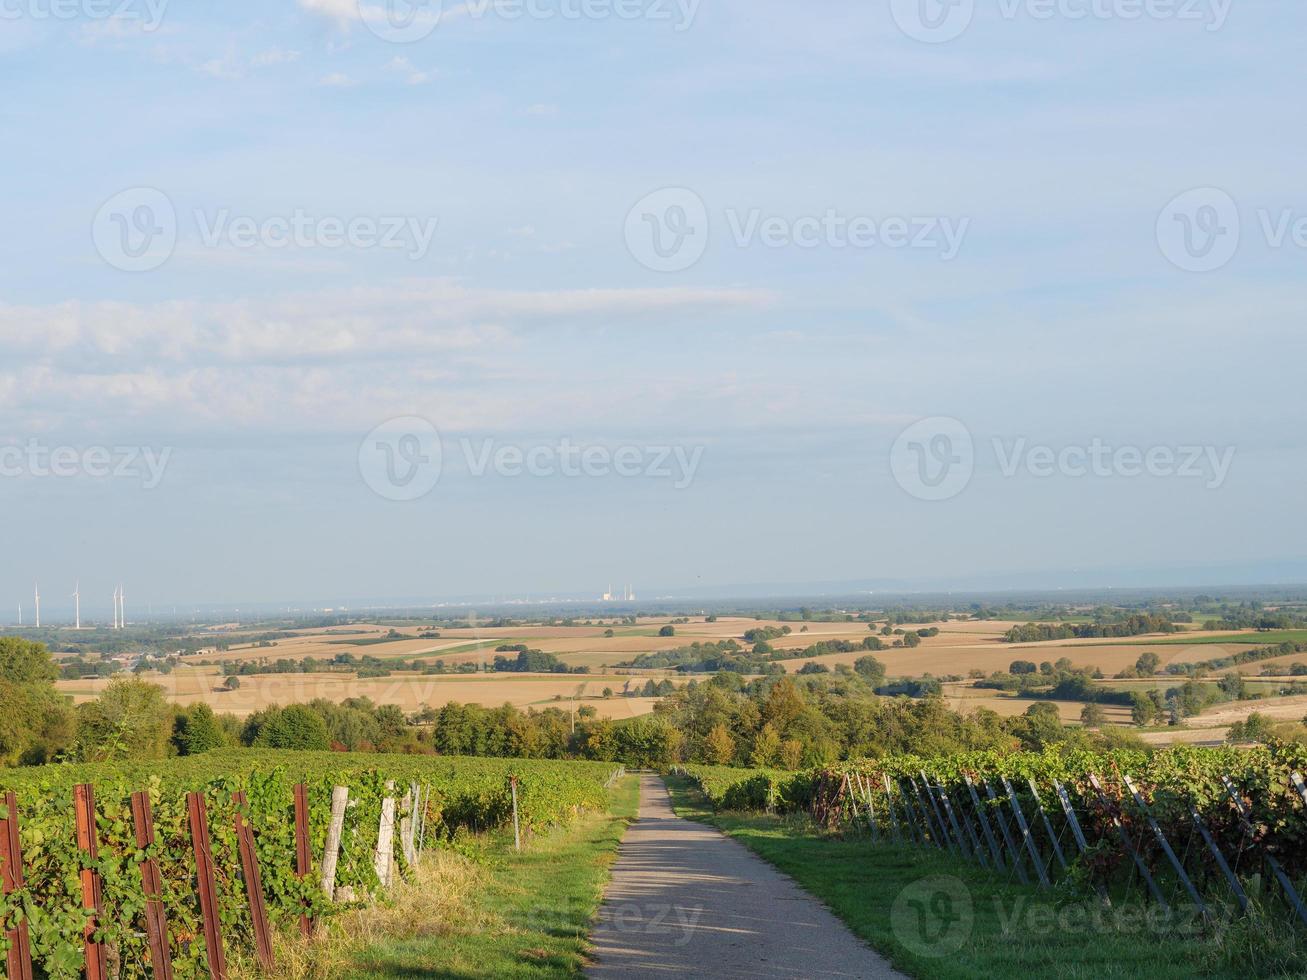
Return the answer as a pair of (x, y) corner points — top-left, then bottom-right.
(1, 0), (1305, 618)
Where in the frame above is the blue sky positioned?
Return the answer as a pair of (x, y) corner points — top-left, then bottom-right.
(1, 0), (1304, 616)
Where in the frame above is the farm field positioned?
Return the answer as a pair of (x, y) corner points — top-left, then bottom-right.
(938, 682), (1133, 725)
(55, 665), (682, 719)
(53, 614), (1307, 743)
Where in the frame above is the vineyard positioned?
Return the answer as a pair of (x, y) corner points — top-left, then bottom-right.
(678, 743), (1307, 929)
(0, 750), (621, 978)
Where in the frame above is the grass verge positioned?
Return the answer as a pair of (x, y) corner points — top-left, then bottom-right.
(236, 774), (638, 980)
(662, 774), (1306, 979)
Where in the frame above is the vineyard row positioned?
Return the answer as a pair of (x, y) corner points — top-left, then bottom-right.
(0, 751), (622, 979)
(679, 744), (1307, 927)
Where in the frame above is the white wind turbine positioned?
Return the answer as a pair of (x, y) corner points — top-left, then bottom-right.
(34, 582), (40, 628)
(72, 581), (81, 630)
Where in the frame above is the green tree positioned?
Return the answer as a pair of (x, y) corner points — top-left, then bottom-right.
(779, 738), (804, 769)
(75, 677), (174, 761)
(852, 655), (886, 687)
(704, 723), (736, 765)
(0, 636), (60, 684)
(1130, 691), (1158, 727)
(750, 722), (782, 767)
(659, 625), (676, 637)
(1135, 652), (1161, 675)
(250, 704), (332, 751)
(1080, 702), (1107, 728)
(173, 703), (229, 755)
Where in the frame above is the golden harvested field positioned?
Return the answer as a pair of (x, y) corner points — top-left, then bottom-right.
(204, 618), (1277, 684)
(1139, 693), (1307, 746)
(939, 683), (1133, 725)
(55, 666), (681, 720)
(210, 636), (500, 664)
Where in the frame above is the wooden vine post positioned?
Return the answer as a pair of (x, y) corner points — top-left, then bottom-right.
(186, 792), (227, 980)
(510, 777), (522, 852)
(321, 786), (350, 902)
(406, 781), (420, 864)
(129, 792), (174, 980)
(73, 784), (106, 980)
(373, 782), (397, 890)
(231, 791), (275, 971)
(0, 791), (33, 980)
(293, 783), (314, 936)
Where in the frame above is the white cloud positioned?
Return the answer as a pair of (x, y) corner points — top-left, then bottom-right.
(386, 55), (434, 85)
(0, 282), (775, 433)
(320, 72), (357, 87)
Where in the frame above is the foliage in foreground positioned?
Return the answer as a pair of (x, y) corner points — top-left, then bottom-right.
(0, 751), (619, 978)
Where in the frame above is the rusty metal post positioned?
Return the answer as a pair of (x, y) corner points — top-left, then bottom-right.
(73, 784), (106, 980)
(187, 792), (227, 979)
(232, 791), (275, 970)
(130, 791), (174, 980)
(294, 782), (314, 936)
(0, 791), (33, 980)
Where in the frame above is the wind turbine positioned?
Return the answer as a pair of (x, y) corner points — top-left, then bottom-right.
(34, 583), (40, 628)
(113, 585), (120, 629)
(120, 584), (126, 629)
(72, 581), (81, 630)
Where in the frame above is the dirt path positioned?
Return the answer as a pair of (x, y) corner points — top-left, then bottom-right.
(586, 774), (905, 979)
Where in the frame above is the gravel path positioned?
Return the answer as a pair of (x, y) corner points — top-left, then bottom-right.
(586, 774), (906, 979)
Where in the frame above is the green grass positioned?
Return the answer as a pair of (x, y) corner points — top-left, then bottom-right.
(344, 774), (639, 978)
(662, 775), (1305, 979)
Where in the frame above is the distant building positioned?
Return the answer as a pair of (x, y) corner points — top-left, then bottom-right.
(601, 583), (636, 602)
